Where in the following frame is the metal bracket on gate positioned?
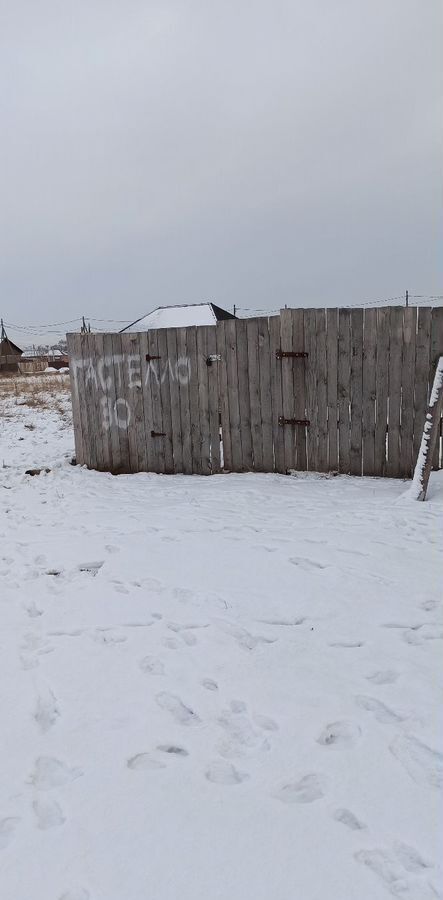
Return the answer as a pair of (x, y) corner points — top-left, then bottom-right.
(276, 350), (308, 360)
(151, 430), (166, 437)
(146, 354), (161, 362)
(278, 416), (310, 427)
(206, 354), (221, 366)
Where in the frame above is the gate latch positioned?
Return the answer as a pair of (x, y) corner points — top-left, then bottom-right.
(278, 417), (310, 427)
(151, 430), (166, 437)
(276, 350), (308, 360)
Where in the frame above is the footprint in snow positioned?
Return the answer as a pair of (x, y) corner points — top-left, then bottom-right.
(366, 670), (399, 685)
(201, 679), (218, 692)
(356, 695), (404, 724)
(157, 745), (188, 757)
(217, 702), (272, 759)
(34, 688), (60, 733)
(77, 560), (104, 575)
(317, 721), (361, 748)
(33, 796), (65, 829)
(139, 656), (165, 675)
(329, 641), (365, 649)
(289, 556), (328, 572)
(29, 757), (83, 791)
(127, 754), (166, 771)
(332, 808), (366, 830)
(0, 817), (20, 850)
(389, 734), (443, 790)
(275, 774), (326, 804)
(354, 847), (436, 899)
(155, 692), (200, 726)
(205, 761), (249, 785)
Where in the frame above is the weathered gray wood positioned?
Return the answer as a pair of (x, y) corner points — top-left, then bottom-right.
(279, 308), (295, 472)
(326, 309), (338, 472)
(315, 309), (328, 472)
(187, 327), (202, 474)
(196, 326), (211, 475)
(111, 332), (131, 473)
(145, 329), (164, 473)
(67, 334), (85, 466)
(304, 308), (317, 471)
(120, 333), (140, 473)
(399, 307), (417, 477)
(157, 328), (174, 473)
(258, 317), (273, 472)
(350, 310), (363, 476)
(81, 332), (101, 471)
(413, 308), (432, 466)
(206, 326), (221, 473)
(411, 357), (443, 499)
(225, 319), (243, 471)
(361, 308), (377, 476)
(101, 332), (121, 473)
(236, 319), (253, 470)
(164, 328), (183, 474)
(269, 315), (285, 473)
(217, 321), (232, 471)
(430, 308), (443, 468)
(374, 307), (390, 476)
(177, 327), (193, 474)
(93, 332), (112, 472)
(338, 309), (351, 474)
(386, 307), (404, 477)
(246, 318), (263, 471)
(292, 308), (307, 471)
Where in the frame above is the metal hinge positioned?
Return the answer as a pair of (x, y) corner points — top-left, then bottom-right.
(146, 354), (161, 362)
(151, 430), (166, 437)
(206, 354), (221, 366)
(276, 350), (308, 360)
(278, 417), (310, 427)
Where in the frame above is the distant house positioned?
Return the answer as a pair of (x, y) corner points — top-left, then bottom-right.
(0, 324), (23, 374)
(121, 302), (236, 333)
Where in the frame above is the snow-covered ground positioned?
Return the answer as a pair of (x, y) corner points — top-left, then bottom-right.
(1, 377), (442, 900)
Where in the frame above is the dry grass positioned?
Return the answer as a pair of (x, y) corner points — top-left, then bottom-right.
(0, 373), (72, 418)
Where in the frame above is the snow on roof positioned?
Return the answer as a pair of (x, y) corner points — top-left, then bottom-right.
(121, 303), (234, 332)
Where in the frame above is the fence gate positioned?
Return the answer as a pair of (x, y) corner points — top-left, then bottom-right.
(68, 305), (443, 478)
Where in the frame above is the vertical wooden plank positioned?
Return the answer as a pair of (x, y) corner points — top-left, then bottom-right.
(315, 309), (328, 472)
(246, 319), (262, 471)
(374, 307), (390, 476)
(280, 309), (295, 472)
(258, 317), (273, 472)
(326, 309), (338, 472)
(413, 307), (432, 466)
(217, 321), (231, 471)
(156, 329), (174, 473)
(304, 309), (318, 472)
(164, 328), (183, 474)
(186, 327), (201, 474)
(145, 329), (165, 473)
(120, 333), (140, 473)
(102, 332), (121, 473)
(177, 327), (192, 475)
(430, 308), (443, 468)
(111, 332), (131, 473)
(292, 308), (307, 471)
(88, 333), (107, 471)
(338, 309), (351, 474)
(80, 332), (99, 471)
(129, 332), (149, 474)
(206, 326), (221, 473)
(386, 307), (404, 477)
(236, 319), (253, 470)
(361, 309), (377, 476)
(93, 333), (112, 472)
(196, 326), (211, 475)
(225, 319), (243, 471)
(350, 310), (363, 476)
(67, 334), (85, 466)
(399, 307), (417, 477)
(269, 315), (285, 473)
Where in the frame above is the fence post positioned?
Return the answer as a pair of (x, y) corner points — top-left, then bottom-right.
(409, 357), (443, 500)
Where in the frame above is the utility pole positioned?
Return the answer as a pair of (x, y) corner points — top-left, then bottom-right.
(233, 305), (236, 317)
(405, 290), (409, 308)
(0, 319), (6, 341)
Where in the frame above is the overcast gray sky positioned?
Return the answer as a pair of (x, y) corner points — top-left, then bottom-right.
(1, 0), (442, 343)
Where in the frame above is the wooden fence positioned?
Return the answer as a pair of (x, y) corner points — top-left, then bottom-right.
(67, 306), (443, 478)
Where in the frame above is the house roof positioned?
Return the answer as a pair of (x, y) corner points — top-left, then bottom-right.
(121, 302), (236, 333)
(0, 337), (23, 355)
